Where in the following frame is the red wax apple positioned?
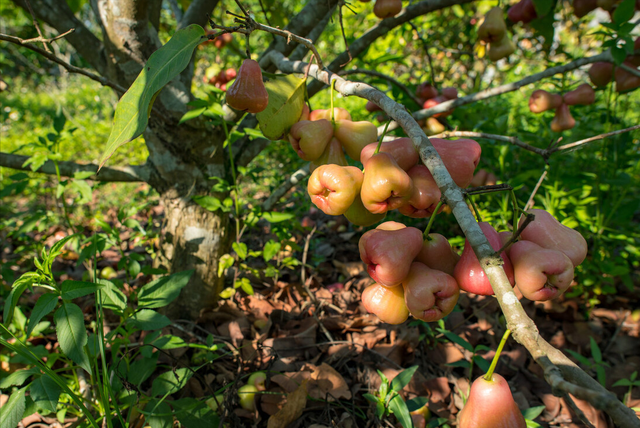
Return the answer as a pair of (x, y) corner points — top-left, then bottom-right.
(365, 100), (382, 112)
(430, 138), (482, 188)
(344, 192), (386, 226)
(225, 59), (269, 113)
(398, 165), (442, 218)
(310, 137), (348, 172)
(550, 104), (576, 132)
(309, 107), (351, 121)
(416, 82), (439, 100)
(359, 226), (424, 286)
(615, 61), (640, 93)
(518, 209), (588, 266)
(288, 119), (334, 161)
(509, 240), (575, 301)
(441, 87), (459, 100)
(589, 62), (613, 87)
(457, 373), (526, 428)
(528, 90), (563, 113)
(403, 262), (460, 322)
(361, 283), (409, 324)
(415, 233), (460, 276)
(334, 120), (379, 160)
(308, 165), (363, 215)
(423, 96), (454, 118)
(361, 153), (414, 214)
(478, 7), (507, 43)
(360, 138), (419, 171)
(507, 0), (537, 23)
(563, 83), (595, 105)
(453, 222), (515, 295)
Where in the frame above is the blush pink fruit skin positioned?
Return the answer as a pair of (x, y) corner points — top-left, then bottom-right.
(360, 138), (419, 171)
(563, 83), (596, 105)
(288, 120), (334, 161)
(509, 240), (575, 301)
(359, 226), (424, 287)
(403, 262), (460, 322)
(361, 283), (409, 324)
(415, 233), (460, 276)
(225, 59), (269, 113)
(310, 137), (348, 172)
(334, 120), (379, 161)
(518, 209), (588, 266)
(470, 169), (488, 187)
(457, 373), (526, 428)
(307, 165), (363, 216)
(361, 153), (414, 214)
(398, 165), (442, 218)
(309, 107), (351, 121)
(529, 90), (563, 113)
(365, 100), (382, 112)
(430, 139), (482, 188)
(454, 222), (515, 295)
(299, 103), (310, 121)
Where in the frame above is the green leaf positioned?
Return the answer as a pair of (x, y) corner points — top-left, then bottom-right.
(0, 386), (26, 428)
(363, 393), (379, 404)
(530, 12), (556, 48)
(29, 375), (62, 413)
(566, 349), (592, 366)
(521, 405), (546, 421)
(128, 353), (159, 386)
(174, 397), (220, 428)
(98, 279), (127, 311)
(26, 293), (58, 337)
(613, 0), (635, 23)
(61, 280), (100, 300)
(69, 180), (93, 203)
(179, 107), (207, 124)
(406, 396), (429, 412)
(447, 359), (471, 368)
(3, 273), (39, 324)
(391, 365), (418, 392)
(0, 368), (40, 389)
(138, 270), (194, 309)
(193, 195), (223, 212)
(54, 302), (91, 372)
(151, 367), (193, 397)
(388, 394), (413, 428)
(99, 25), (206, 168)
(217, 254), (234, 277)
(590, 337), (602, 363)
(443, 331), (474, 352)
(473, 355), (491, 373)
(128, 309), (172, 330)
(73, 171), (95, 180)
(147, 399), (173, 428)
(262, 240), (281, 262)
(256, 73), (306, 140)
(611, 46), (627, 65)
(532, 0), (554, 17)
(261, 212), (294, 223)
(232, 242), (248, 260)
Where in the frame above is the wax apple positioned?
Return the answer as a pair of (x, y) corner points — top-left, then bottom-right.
(376, 221), (406, 231)
(416, 82), (439, 100)
(299, 103), (310, 121)
(457, 373), (526, 428)
(374, 0), (402, 18)
(573, 0), (597, 17)
(431, 138), (482, 188)
(423, 117), (445, 135)
(361, 283), (409, 324)
(310, 137), (347, 172)
(507, 0), (537, 23)
(441, 87), (459, 100)
(309, 108), (351, 121)
(478, 7), (507, 43)
(403, 262), (460, 322)
(361, 153), (414, 214)
(288, 120), (333, 161)
(344, 192), (386, 226)
(509, 240), (575, 301)
(615, 62), (640, 93)
(453, 222), (515, 295)
(415, 233), (460, 276)
(359, 226), (423, 286)
(360, 138), (419, 171)
(398, 165), (442, 218)
(365, 100), (382, 112)
(518, 209), (588, 266)
(225, 59), (269, 113)
(563, 83), (595, 105)
(528, 90), (563, 113)
(550, 104), (576, 132)
(308, 165), (363, 215)
(423, 96), (454, 118)
(487, 32), (516, 61)
(334, 120), (379, 160)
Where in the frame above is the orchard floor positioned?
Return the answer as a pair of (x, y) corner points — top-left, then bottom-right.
(2, 201), (639, 428)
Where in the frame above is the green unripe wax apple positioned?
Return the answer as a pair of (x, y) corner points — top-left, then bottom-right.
(458, 373), (526, 428)
(247, 371), (267, 391)
(478, 7), (507, 43)
(487, 32), (516, 62)
(310, 137), (348, 173)
(237, 384), (258, 411)
(334, 120), (379, 161)
(344, 192), (386, 226)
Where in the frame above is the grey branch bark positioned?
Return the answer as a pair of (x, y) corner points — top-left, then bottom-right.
(0, 152), (150, 183)
(179, 0), (220, 30)
(267, 50), (640, 428)
(262, 164), (310, 211)
(12, 0), (107, 75)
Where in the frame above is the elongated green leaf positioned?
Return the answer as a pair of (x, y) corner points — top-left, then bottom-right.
(128, 353), (159, 386)
(27, 293), (58, 337)
(147, 399), (173, 428)
(406, 396), (429, 412)
(151, 367), (193, 397)
(0, 368), (40, 389)
(3, 273), (38, 324)
(99, 25), (206, 168)
(29, 375), (62, 413)
(388, 394), (412, 428)
(138, 270), (194, 309)
(54, 302), (91, 372)
(613, 0), (635, 23)
(391, 365), (418, 392)
(522, 405), (546, 420)
(98, 279), (127, 311)
(61, 280), (100, 300)
(0, 386), (26, 428)
(128, 309), (171, 330)
(256, 73), (306, 140)
(443, 331), (474, 352)
(174, 397), (219, 428)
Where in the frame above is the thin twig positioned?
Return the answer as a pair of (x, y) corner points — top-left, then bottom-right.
(408, 21), (436, 88)
(619, 62), (640, 78)
(496, 213), (535, 255)
(524, 170), (547, 211)
(301, 225), (317, 300)
(430, 130), (548, 158)
(339, 68), (422, 106)
(337, 2), (353, 66)
(464, 183), (512, 196)
(24, 0), (51, 53)
(553, 124), (640, 152)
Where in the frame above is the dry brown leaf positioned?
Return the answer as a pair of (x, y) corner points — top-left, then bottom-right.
(308, 363), (352, 400)
(267, 380), (308, 428)
(424, 377), (453, 418)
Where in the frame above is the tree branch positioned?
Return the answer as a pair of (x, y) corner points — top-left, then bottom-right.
(553, 124), (640, 152)
(0, 153), (150, 183)
(266, 50), (640, 428)
(261, 164), (310, 211)
(180, 0), (220, 30)
(338, 68), (422, 106)
(431, 130), (548, 157)
(619, 61), (640, 78)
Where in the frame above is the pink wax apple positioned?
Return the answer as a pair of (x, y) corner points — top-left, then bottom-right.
(402, 262), (460, 322)
(415, 233), (460, 276)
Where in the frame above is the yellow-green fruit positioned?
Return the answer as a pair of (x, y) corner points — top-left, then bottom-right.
(100, 266), (117, 279)
(238, 384), (258, 411)
(206, 394), (225, 412)
(248, 371), (267, 391)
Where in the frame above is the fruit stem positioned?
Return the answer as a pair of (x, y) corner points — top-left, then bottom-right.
(466, 195), (483, 222)
(484, 329), (511, 381)
(330, 79), (336, 125)
(374, 121), (391, 155)
(423, 200), (444, 239)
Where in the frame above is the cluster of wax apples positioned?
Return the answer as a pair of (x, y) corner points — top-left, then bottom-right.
(478, 7), (517, 61)
(589, 37), (640, 94)
(415, 83), (460, 134)
(204, 67), (237, 91)
(528, 83), (596, 132)
(225, 59), (269, 114)
(361, 209), (587, 325)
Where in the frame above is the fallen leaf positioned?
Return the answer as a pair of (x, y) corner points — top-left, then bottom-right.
(268, 380), (308, 428)
(309, 363), (352, 400)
